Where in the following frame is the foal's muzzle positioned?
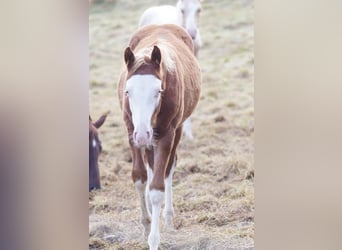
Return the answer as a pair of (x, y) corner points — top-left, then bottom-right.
(133, 126), (153, 147)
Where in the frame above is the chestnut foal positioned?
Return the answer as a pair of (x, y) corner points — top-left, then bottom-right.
(117, 24), (201, 250)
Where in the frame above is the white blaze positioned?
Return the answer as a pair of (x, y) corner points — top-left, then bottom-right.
(125, 75), (162, 147)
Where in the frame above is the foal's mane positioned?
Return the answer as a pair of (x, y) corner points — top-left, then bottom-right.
(129, 39), (176, 75)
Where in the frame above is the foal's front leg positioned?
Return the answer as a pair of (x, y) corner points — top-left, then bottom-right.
(131, 145), (151, 237)
(148, 131), (174, 250)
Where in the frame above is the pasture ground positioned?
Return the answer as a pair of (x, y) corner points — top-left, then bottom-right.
(89, 0), (254, 249)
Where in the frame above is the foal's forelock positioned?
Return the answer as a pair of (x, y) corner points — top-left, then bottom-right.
(129, 44), (175, 76)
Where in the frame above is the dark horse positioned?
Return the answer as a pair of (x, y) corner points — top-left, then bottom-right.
(89, 113), (108, 191)
(117, 24), (201, 250)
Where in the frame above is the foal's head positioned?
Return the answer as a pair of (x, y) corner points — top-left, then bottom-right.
(177, 0), (202, 40)
(123, 46), (165, 148)
(89, 113), (108, 191)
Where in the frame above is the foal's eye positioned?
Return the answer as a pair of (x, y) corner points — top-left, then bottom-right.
(124, 90), (129, 97)
(181, 9), (185, 14)
(197, 8), (201, 14)
(155, 89), (163, 98)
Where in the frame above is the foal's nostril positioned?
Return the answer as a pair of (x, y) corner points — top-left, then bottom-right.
(133, 131), (137, 141)
(146, 131), (151, 139)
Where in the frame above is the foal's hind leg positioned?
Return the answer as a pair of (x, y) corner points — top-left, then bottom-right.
(131, 146), (151, 237)
(163, 127), (182, 227)
(163, 157), (176, 227)
(145, 148), (154, 215)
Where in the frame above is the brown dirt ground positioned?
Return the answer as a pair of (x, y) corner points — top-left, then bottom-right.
(89, 0), (254, 249)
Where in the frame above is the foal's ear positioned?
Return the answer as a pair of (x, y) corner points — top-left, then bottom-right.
(151, 46), (161, 68)
(94, 111), (109, 129)
(124, 47), (135, 70)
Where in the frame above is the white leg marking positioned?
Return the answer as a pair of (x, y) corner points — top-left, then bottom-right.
(183, 118), (193, 140)
(163, 160), (176, 227)
(148, 189), (164, 250)
(135, 180), (151, 237)
(145, 164), (153, 215)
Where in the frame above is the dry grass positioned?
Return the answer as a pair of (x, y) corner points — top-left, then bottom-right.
(89, 0), (254, 249)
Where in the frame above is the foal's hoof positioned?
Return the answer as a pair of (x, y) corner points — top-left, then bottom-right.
(163, 211), (174, 228)
(141, 218), (151, 237)
(143, 226), (151, 238)
(164, 219), (174, 228)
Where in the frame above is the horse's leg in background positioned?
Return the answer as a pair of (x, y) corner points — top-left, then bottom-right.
(183, 32), (201, 140)
(182, 33), (200, 140)
(194, 30), (201, 58)
(183, 117), (193, 140)
(163, 126), (182, 227)
(148, 130), (175, 250)
(131, 144), (151, 237)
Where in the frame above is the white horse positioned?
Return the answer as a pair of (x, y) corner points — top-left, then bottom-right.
(139, 0), (202, 140)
